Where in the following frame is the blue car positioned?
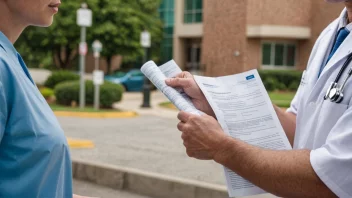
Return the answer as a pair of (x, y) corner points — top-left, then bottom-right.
(105, 69), (145, 92)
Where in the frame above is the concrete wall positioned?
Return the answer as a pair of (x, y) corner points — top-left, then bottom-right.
(202, 0), (248, 77)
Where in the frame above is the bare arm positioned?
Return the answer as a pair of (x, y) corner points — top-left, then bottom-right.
(214, 138), (336, 198)
(273, 105), (296, 146)
(177, 112), (336, 198)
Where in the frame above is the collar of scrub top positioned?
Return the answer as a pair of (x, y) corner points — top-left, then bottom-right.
(0, 31), (20, 61)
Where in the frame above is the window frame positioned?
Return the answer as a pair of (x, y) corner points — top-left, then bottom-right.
(261, 40), (298, 70)
(159, 0), (175, 27)
(184, 0), (203, 24)
(159, 0), (175, 62)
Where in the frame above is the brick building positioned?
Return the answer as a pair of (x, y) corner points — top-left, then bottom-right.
(159, 0), (344, 76)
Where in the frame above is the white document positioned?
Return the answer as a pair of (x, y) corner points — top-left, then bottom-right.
(194, 70), (292, 197)
(140, 60), (202, 115)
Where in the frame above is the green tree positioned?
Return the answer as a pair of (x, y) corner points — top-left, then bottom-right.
(16, 0), (162, 72)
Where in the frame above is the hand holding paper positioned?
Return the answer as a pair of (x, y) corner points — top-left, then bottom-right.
(177, 111), (228, 160)
(166, 72), (215, 117)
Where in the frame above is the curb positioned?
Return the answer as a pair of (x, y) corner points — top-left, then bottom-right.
(54, 111), (138, 118)
(72, 159), (229, 198)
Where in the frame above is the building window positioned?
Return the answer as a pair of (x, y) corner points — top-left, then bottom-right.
(184, 0), (202, 23)
(159, 0), (174, 62)
(262, 42), (297, 68)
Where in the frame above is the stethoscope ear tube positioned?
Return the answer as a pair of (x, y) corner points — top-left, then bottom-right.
(325, 53), (352, 103)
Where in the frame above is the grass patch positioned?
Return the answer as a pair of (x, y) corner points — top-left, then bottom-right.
(159, 91), (296, 109)
(269, 91), (296, 101)
(269, 91), (295, 108)
(49, 104), (121, 112)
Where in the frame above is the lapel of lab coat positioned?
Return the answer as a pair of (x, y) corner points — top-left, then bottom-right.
(305, 20), (338, 102)
(306, 9), (352, 103)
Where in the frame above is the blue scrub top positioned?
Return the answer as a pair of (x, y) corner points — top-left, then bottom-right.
(0, 32), (73, 197)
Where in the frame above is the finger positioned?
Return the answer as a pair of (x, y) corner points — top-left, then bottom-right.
(177, 111), (192, 122)
(181, 132), (187, 141)
(177, 122), (186, 132)
(176, 71), (193, 78)
(165, 78), (191, 88)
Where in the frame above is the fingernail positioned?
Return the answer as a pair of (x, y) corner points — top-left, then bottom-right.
(165, 79), (171, 83)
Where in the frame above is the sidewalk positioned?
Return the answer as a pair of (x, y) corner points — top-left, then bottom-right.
(113, 91), (178, 119)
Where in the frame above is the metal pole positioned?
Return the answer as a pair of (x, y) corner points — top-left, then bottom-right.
(79, 26), (86, 109)
(141, 47), (151, 108)
(94, 56), (100, 110)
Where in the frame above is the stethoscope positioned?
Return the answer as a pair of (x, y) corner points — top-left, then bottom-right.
(324, 53), (352, 103)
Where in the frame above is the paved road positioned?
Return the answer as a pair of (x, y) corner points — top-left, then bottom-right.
(73, 180), (152, 198)
(61, 92), (276, 197)
(60, 115), (225, 185)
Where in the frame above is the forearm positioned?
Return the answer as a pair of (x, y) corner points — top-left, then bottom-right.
(214, 138), (336, 198)
(273, 105), (296, 146)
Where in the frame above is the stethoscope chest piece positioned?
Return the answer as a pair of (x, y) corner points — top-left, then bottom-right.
(323, 53), (352, 104)
(328, 87), (344, 103)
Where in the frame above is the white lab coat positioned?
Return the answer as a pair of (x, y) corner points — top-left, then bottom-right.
(287, 8), (352, 197)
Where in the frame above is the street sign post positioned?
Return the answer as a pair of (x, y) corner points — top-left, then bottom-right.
(79, 42), (88, 56)
(77, 2), (92, 109)
(140, 30), (152, 108)
(93, 70), (104, 85)
(92, 40), (103, 110)
(140, 30), (151, 48)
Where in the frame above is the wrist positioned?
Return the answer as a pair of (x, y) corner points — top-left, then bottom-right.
(213, 135), (237, 164)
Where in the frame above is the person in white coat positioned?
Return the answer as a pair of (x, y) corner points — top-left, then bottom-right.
(165, 0), (352, 197)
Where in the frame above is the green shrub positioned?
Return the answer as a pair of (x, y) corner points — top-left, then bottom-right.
(258, 70), (303, 91)
(44, 71), (79, 89)
(263, 78), (278, 92)
(54, 80), (124, 108)
(288, 81), (300, 91)
(39, 87), (54, 99)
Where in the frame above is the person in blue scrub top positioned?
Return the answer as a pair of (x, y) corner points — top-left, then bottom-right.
(166, 0), (352, 197)
(0, 1), (92, 198)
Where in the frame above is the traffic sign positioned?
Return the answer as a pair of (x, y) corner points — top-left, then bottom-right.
(77, 7), (92, 27)
(93, 70), (104, 85)
(79, 42), (88, 56)
(140, 30), (151, 48)
(92, 40), (103, 53)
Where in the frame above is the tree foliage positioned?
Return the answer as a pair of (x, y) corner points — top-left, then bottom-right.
(16, 0), (163, 72)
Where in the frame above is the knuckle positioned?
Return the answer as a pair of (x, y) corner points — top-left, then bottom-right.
(188, 116), (195, 123)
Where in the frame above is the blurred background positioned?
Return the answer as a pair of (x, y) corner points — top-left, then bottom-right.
(19, 0), (344, 197)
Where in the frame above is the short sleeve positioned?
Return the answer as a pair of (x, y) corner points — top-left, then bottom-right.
(310, 107), (352, 197)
